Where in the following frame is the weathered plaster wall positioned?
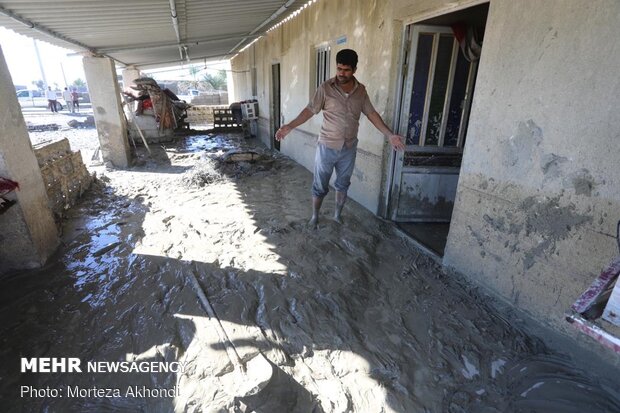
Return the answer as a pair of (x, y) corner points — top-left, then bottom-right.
(444, 0), (620, 337)
(232, 0), (403, 213)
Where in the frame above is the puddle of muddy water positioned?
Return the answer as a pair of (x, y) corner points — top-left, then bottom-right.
(1, 133), (619, 412)
(179, 133), (240, 154)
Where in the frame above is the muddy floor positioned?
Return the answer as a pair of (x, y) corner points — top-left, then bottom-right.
(2, 132), (620, 412)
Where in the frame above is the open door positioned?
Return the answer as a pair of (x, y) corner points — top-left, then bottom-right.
(390, 24), (478, 224)
(388, 21), (483, 255)
(271, 63), (281, 151)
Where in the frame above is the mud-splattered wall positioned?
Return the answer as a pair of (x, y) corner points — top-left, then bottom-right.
(443, 0), (620, 342)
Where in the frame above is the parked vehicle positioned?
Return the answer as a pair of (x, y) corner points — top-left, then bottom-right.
(17, 89), (64, 111)
(176, 89), (202, 103)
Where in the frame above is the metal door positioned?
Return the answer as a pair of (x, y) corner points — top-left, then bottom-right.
(271, 63), (281, 151)
(389, 25), (478, 222)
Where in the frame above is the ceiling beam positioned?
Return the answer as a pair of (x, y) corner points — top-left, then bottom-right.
(98, 33), (257, 54)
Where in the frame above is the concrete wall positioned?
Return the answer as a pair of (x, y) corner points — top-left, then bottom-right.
(443, 0), (620, 335)
(0, 47), (58, 273)
(231, 0), (403, 213)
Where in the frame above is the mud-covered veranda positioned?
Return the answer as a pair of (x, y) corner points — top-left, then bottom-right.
(2, 130), (620, 412)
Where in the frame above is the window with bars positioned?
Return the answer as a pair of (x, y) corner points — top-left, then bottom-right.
(315, 44), (331, 89)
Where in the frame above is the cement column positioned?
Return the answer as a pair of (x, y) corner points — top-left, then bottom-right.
(121, 65), (141, 90)
(0, 46), (58, 273)
(83, 56), (130, 168)
(225, 61), (236, 103)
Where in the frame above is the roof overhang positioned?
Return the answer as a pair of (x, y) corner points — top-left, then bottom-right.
(0, 0), (310, 68)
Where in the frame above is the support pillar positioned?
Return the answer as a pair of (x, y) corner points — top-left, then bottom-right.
(225, 60), (236, 103)
(0, 46), (58, 273)
(83, 56), (130, 168)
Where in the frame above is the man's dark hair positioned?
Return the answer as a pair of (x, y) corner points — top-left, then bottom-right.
(336, 49), (358, 69)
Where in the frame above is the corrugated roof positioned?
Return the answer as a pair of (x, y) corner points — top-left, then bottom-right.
(0, 0), (309, 68)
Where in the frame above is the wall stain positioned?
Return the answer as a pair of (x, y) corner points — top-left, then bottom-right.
(522, 196), (591, 238)
(540, 153), (568, 178)
(567, 168), (597, 197)
(504, 120), (543, 167)
(519, 196), (592, 269)
(475, 186), (593, 271)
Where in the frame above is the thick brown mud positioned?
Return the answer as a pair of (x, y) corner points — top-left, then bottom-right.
(1, 133), (619, 412)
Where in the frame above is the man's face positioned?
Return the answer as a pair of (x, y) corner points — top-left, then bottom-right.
(336, 64), (356, 85)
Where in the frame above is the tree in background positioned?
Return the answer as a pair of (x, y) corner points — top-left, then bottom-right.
(202, 70), (227, 91)
(71, 78), (86, 90)
(188, 66), (200, 90)
(31, 79), (45, 90)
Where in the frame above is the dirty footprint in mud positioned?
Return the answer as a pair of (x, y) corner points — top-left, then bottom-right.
(286, 219), (314, 231)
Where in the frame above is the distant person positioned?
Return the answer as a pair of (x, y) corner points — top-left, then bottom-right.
(275, 49), (405, 228)
(62, 87), (73, 112)
(71, 89), (80, 112)
(46, 86), (58, 113)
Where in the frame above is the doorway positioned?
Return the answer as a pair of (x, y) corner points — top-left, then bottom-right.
(389, 3), (488, 256)
(271, 63), (281, 151)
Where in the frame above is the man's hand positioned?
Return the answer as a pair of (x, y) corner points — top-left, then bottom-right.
(275, 124), (292, 141)
(388, 134), (406, 151)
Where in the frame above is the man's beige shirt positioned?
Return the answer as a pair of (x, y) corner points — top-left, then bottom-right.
(307, 77), (376, 150)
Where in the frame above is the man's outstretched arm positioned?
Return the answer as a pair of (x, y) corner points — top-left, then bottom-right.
(275, 108), (315, 141)
(366, 111), (406, 151)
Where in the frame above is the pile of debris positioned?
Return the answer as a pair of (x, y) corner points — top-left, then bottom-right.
(181, 149), (279, 188)
(67, 116), (96, 129)
(124, 77), (190, 131)
(217, 149), (277, 178)
(181, 157), (224, 188)
(26, 123), (59, 132)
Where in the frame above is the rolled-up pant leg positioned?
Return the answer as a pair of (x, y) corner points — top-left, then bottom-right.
(333, 144), (357, 194)
(312, 143), (337, 198)
(312, 143), (358, 197)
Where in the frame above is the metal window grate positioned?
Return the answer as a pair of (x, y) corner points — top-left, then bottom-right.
(315, 45), (331, 89)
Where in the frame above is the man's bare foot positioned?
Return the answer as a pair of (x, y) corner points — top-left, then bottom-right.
(308, 216), (319, 229)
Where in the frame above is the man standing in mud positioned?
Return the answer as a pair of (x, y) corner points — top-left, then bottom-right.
(275, 49), (405, 228)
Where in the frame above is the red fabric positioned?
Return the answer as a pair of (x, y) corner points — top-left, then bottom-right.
(0, 177), (19, 195)
(451, 22), (467, 44)
(142, 99), (153, 110)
